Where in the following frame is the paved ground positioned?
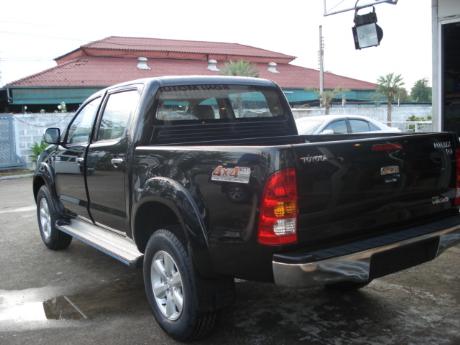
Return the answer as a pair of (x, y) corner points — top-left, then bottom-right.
(0, 177), (459, 345)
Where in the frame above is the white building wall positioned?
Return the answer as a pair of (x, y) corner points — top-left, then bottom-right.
(438, 0), (460, 18)
(432, 0), (460, 131)
(8, 113), (73, 168)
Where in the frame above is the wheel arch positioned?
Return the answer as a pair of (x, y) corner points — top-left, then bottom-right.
(132, 177), (213, 277)
(33, 162), (57, 202)
(133, 199), (185, 252)
(33, 162), (66, 218)
(33, 175), (46, 202)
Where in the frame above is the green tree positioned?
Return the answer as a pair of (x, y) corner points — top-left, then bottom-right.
(221, 60), (259, 77)
(377, 73), (405, 125)
(397, 87), (410, 103)
(410, 78), (432, 103)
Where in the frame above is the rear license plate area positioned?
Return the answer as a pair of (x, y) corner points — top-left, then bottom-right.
(369, 237), (439, 280)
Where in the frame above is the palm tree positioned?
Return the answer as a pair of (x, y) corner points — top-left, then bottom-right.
(320, 90), (335, 115)
(321, 88), (349, 115)
(221, 60), (259, 77)
(377, 73), (405, 126)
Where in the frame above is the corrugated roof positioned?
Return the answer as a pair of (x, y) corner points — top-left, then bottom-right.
(7, 57), (376, 90)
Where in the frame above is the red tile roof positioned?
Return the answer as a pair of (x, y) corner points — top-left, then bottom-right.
(7, 57), (376, 90)
(56, 36), (296, 64)
(89, 36), (295, 58)
(7, 37), (376, 90)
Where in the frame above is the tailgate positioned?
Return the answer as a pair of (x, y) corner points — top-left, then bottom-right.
(292, 133), (458, 246)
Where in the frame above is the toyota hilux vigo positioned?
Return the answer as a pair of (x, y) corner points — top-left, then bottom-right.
(34, 76), (460, 340)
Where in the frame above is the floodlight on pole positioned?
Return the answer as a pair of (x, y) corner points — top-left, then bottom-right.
(352, 6), (383, 49)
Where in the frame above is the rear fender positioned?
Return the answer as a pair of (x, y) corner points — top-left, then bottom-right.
(133, 176), (213, 275)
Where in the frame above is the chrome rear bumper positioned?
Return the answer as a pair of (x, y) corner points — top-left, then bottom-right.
(273, 217), (460, 287)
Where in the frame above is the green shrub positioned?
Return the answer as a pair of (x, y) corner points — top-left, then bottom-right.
(30, 141), (48, 163)
(406, 114), (431, 132)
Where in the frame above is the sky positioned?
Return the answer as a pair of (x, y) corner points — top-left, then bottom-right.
(0, 0), (432, 91)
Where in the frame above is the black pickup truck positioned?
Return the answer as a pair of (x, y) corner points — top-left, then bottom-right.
(34, 76), (460, 340)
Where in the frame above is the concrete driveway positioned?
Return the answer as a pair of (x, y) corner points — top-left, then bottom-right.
(1, 177), (459, 345)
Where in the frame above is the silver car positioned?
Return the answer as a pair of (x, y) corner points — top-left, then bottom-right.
(295, 115), (401, 135)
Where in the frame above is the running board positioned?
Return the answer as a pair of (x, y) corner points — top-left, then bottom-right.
(56, 218), (143, 267)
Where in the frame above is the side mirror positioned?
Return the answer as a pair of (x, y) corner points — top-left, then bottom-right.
(320, 129), (334, 135)
(44, 128), (61, 144)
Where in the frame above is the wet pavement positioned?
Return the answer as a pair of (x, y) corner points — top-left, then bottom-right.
(0, 177), (459, 345)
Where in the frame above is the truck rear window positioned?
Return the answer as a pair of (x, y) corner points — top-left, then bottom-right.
(155, 84), (288, 123)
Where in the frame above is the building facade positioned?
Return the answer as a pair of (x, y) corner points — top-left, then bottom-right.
(2, 36), (377, 112)
(432, 0), (460, 134)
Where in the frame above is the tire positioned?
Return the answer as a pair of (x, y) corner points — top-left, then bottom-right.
(143, 229), (219, 341)
(325, 280), (372, 292)
(36, 185), (72, 250)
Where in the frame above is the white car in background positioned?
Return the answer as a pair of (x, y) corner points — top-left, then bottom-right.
(295, 115), (401, 135)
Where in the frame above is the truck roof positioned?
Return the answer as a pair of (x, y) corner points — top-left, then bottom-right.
(99, 75), (278, 93)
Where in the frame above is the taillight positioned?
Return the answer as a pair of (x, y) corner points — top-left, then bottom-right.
(455, 149), (460, 206)
(371, 143), (402, 152)
(258, 168), (298, 245)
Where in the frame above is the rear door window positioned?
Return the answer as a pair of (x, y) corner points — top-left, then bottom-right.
(325, 120), (348, 134)
(349, 119), (371, 133)
(368, 122), (381, 131)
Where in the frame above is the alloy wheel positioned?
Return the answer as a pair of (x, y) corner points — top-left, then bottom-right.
(150, 250), (184, 321)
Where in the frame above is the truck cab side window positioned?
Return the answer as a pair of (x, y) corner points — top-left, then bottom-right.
(97, 90), (140, 141)
(67, 98), (101, 145)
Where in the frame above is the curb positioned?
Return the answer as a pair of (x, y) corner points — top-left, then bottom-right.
(0, 173), (33, 181)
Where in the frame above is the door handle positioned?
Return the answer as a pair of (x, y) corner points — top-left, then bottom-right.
(111, 157), (124, 167)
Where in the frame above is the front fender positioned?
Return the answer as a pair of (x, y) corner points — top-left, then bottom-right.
(34, 160), (56, 199)
(34, 160), (66, 216)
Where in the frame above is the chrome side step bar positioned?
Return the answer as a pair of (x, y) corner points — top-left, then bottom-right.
(56, 218), (143, 267)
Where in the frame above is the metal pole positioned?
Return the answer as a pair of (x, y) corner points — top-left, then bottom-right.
(323, 0), (398, 17)
(319, 25), (324, 108)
